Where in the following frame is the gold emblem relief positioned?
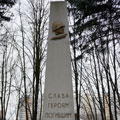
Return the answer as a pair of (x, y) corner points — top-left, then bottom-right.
(51, 21), (67, 40)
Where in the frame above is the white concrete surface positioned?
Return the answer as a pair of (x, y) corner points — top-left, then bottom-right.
(42, 1), (75, 120)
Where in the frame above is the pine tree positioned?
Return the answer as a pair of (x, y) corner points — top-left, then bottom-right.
(67, 0), (120, 59)
(0, 0), (16, 22)
(67, 0), (120, 120)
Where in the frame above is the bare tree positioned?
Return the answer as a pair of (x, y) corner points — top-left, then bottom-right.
(15, 0), (49, 120)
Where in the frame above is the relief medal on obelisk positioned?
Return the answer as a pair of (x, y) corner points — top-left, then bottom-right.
(42, 1), (75, 120)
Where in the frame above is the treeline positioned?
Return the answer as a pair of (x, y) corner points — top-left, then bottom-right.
(0, 0), (48, 120)
(67, 0), (120, 120)
(0, 0), (120, 120)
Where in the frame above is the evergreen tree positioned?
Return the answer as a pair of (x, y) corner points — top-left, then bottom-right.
(0, 0), (16, 22)
(67, 0), (120, 59)
(67, 0), (120, 120)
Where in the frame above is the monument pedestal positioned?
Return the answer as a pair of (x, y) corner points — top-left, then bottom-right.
(42, 1), (75, 120)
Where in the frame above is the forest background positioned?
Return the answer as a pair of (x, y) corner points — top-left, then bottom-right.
(0, 0), (120, 120)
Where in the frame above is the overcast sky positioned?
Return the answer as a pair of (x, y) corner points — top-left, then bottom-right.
(3, 0), (66, 120)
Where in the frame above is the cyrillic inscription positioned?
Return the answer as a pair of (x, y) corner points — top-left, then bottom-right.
(45, 93), (72, 119)
(48, 93), (69, 99)
(48, 102), (69, 108)
(45, 112), (72, 118)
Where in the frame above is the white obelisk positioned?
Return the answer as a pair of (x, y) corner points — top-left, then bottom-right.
(42, 1), (75, 120)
